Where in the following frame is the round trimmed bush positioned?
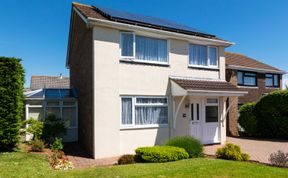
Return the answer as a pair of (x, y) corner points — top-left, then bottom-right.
(238, 102), (257, 136)
(254, 90), (288, 138)
(165, 136), (203, 158)
(135, 146), (189, 163)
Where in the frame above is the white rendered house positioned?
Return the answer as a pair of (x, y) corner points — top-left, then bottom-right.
(66, 2), (247, 159)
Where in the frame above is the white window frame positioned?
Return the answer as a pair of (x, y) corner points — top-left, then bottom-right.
(26, 100), (78, 129)
(205, 98), (219, 123)
(120, 32), (169, 66)
(120, 96), (169, 129)
(188, 44), (218, 69)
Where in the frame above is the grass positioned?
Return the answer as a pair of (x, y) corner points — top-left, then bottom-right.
(0, 152), (288, 178)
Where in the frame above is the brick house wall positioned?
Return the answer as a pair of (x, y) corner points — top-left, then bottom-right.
(68, 11), (94, 157)
(226, 69), (282, 136)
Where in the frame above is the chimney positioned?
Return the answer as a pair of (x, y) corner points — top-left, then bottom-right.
(59, 73), (63, 79)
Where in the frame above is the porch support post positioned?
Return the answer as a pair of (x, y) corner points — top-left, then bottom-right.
(173, 95), (187, 129)
(221, 97), (237, 126)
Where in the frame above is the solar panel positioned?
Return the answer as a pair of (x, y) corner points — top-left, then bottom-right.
(95, 7), (214, 37)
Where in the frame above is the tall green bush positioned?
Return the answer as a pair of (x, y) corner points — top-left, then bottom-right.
(238, 102), (257, 136)
(0, 57), (24, 151)
(42, 115), (68, 143)
(254, 90), (288, 138)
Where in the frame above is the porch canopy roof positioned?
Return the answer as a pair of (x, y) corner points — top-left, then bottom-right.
(170, 77), (247, 97)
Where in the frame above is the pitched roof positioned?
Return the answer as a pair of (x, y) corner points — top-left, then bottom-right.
(30, 75), (70, 90)
(72, 2), (228, 41)
(171, 78), (241, 91)
(225, 52), (285, 74)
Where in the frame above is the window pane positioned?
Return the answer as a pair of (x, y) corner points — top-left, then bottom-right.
(46, 101), (59, 106)
(45, 107), (61, 119)
(274, 75), (279, 86)
(135, 36), (167, 62)
(237, 72), (243, 85)
(135, 106), (168, 125)
(62, 107), (76, 127)
(121, 98), (132, 125)
(136, 98), (167, 104)
(209, 47), (217, 66)
(265, 78), (273, 86)
(45, 89), (61, 98)
(121, 33), (134, 57)
(206, 106), (218, 122)
(28, 107), (44, 121)
(244, 76), (256, 86)
(189, 45), (207, 66)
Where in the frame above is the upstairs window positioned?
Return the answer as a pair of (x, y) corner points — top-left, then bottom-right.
(120, 32), (168, 64)
(237, 71), (257, 86)
(265, 74), (279, 87)
(189, 44), (218, 68)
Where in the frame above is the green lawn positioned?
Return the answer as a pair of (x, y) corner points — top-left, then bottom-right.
(0, 152), (288, 178)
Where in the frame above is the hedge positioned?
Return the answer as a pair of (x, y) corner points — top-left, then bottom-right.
(238, 102), (257, 136)
(254, 90), (288, 138)
(135, 146), (189, 163)
(0, 57), (24, 151)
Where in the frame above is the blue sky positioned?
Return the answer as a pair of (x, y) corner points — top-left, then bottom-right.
(0, 0), (287, 87)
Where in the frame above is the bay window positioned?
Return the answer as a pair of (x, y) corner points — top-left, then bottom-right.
(121, 96), (168, 128)
(237, 71), (257, 86)
(188, 44), (218, 68)
(120, 32), (168, 64)
(265, 74), (279, 87)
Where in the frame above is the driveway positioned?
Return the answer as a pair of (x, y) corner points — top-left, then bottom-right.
(204, 137), (288, 163)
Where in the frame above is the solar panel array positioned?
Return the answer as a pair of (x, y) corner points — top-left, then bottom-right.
(95, 6), (214, 37)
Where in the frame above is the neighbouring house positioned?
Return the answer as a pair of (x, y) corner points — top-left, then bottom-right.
(225, 52), (286, 135)
(24, 75), (78, 142)
(66, 2), (247, 159)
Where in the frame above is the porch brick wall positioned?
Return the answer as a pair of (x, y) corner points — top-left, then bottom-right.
(69, 12), (94, 157)
(226, 69), (282, 136)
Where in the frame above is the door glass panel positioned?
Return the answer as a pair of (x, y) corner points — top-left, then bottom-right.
(28, 107), (44, 121)
(206, 106), (218, 122)
(191, 104), (194, 120)
(197, 104), (199, 120)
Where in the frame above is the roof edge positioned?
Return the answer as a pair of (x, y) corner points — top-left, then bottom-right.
(227, 65), (286, 74)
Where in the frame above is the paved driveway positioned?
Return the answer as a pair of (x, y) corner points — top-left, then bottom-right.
(204, 137), (288, 163)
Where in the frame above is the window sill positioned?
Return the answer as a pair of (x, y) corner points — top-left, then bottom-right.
(237, 85), (258, 89)
(265, 87), (280, 89)
(188, 65), (219, 71)
(120, 59), (170, 67)
(120, 124), (169, 130)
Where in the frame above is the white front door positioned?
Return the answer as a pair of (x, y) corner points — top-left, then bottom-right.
(189, 98), (220, 144)
(189, 99), (202, 141)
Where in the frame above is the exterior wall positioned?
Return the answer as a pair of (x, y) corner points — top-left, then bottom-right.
(69, 12), (94, 156)
(226, 69), (282, 136)
(92, 25), (227, 158)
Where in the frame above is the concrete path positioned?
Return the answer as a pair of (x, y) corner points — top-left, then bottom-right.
(204, 137), (288, 163)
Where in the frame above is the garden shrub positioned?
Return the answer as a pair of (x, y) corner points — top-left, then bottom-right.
(31, 139), (45, 152)
(118, 154), (135, 165)
(254, 90), (288, 138)
(135, 146), (189, 163)
(41, 115), (67, 143)
(22, 118), (43, 140)
(0, 57), (24, 151)
(238, 102), (257, 136)
(216, 143), (250, 161)
(51, 137), (64, 151)
(165, 136), (203, 158)
(269, 150), (288, 167)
